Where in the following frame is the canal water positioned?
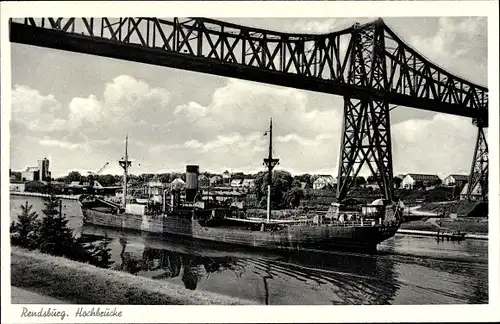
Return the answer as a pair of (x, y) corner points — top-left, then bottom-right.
(10, 195), (488, 305)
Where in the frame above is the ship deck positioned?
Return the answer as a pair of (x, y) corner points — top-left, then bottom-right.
(224, 217), (382, 228)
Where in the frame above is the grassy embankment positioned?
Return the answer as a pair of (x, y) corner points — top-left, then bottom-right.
(400, 200), (488, 234)
(417, 200), (480, 215)
(11, 247), (255, 305)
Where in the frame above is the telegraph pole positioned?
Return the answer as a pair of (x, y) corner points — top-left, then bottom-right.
(263, 118), (279, 223)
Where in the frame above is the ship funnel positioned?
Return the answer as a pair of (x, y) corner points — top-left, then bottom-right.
(186, 165), (199, 202)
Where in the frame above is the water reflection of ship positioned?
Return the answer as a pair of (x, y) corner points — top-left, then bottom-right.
(81, 224), (399, 304)
(116, 236), (241, 291)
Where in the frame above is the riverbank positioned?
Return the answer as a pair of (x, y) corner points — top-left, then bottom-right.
(10, 191), (80, 200)
(397, 229), (488, 240)
(400, 217), (488, 237)
(10, 247), (254, 305)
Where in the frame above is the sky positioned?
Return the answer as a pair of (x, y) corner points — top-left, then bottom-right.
(9, 17), (488, 179)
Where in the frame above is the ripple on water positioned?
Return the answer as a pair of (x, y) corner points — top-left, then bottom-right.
(10, 196), (488, 305)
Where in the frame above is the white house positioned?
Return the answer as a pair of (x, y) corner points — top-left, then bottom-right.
(230, 179), (243, 187)
(401, 174), (440, 189)
(443, 174), (469, 187)
(198, 174), (210, 187)
(242, 179), (256, 189)
(147, 180), (165, 198)
(313, 175), (336, 190)
(21, 166), (39, 181)
(171, 178), (186, 190)
(210, 175), (222, 186)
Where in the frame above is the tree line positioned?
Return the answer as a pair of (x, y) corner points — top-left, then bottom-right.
(54, 171), (264, 187)
(10, 196), (113, 269)
(53, 170), (319, 188)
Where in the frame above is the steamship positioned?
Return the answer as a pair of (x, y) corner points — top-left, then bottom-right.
(80, 124), (402, 252)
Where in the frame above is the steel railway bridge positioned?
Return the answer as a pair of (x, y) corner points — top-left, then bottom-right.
(9, 17), (489, 202)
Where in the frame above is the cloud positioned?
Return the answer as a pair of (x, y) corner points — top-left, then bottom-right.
(101, 74), (172, 127)
(283, 18), (373, 34)
(174, 101), (208, 118)
(39, 138), (89, 151)
(408, 17), (487, 84)
(277, 133), (334, 147)
(11, 85), (67, 132)
(188, 78), (340, 138)
(392, 114), (477, 176)
(10, 40), (484, 178)
(68, 94), (102, 128)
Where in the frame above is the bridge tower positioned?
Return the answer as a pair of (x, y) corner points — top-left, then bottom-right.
(336, 20), (394, 202)
(467, 119), (488, 201)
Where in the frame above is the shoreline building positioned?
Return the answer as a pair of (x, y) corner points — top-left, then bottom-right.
(443, 174), (469, 188)
(313, 175), (336, 190)
(20, 158), (51, 182)
(38, 158), (51, 181)
(222, 170), (231, 185)
(21, 166), (40, 181)
(401, 173), (440, 190)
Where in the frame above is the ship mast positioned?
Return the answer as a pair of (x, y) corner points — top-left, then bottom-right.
(263, 118), (279, 223)
(119, 135), (131, 209)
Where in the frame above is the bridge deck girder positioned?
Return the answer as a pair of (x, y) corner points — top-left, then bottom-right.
(9, 20), (488, 122)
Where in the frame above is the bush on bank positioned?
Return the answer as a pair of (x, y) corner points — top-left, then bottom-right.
(10, 196), (113, 268)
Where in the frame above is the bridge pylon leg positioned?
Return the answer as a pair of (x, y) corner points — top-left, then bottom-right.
(336, 21), (394, 203)
(336, 97), (394, 202)
(467, 124), (488, 201)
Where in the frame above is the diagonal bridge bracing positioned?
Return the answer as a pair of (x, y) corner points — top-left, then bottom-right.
(9, 17), (489, 201)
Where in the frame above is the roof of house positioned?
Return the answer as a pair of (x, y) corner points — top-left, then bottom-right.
(405, 173), (440, 181)
(148, 180), (163, 187)
(242, 179), (255, 186)
(230, 179), (243, 184)
(314, 175), (335, 183)
(447, 174), (469, 181)
(49, 181), (67, 187)
(24, 180), (46, 186)
(198, 174), (209, 180)
(171, 178), (185, 184)
(315, 175), (334, 179)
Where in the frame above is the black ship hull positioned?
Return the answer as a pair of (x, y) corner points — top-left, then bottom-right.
(80, 205), (399, 252)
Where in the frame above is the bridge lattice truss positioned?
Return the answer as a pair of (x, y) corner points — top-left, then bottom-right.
(9, 17), (489, 201)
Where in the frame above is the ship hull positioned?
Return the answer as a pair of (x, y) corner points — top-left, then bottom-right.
(81, 207), (398, 252)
